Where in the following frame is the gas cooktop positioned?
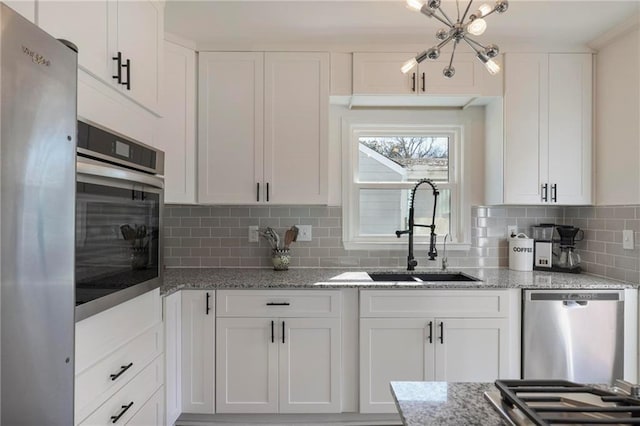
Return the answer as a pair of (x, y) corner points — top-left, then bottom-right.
(485, 380), (640, 425)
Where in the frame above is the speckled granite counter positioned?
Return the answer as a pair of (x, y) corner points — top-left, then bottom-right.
(390, 382), (503, 426)
(161, 267), (635, 295)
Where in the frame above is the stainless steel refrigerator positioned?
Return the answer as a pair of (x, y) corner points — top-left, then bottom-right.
(1, 4), (77, 424)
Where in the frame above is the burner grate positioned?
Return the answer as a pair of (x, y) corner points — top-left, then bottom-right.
(494, 380), (640, 425)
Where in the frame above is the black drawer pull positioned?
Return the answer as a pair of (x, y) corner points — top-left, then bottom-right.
(112, 51), (122, 83)
(266, 302), (290, 306)
(206, 292), (211, 315)
(271, 320), (274, 343)
(427, 321), (433, 343)
(439, 322), (444, 344)
(282, 320), (285, 344)
(122, 58), (131, 91)
(110, 401), (133, 423)
(109, 362), (133, 381)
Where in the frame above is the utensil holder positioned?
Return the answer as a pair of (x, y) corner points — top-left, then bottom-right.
(271, 248), (290, 271)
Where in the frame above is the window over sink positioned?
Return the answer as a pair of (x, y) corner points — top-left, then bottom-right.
(342, 122), (462, 250)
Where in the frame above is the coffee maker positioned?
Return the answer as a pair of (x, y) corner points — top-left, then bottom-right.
(532, 224), (584, 273)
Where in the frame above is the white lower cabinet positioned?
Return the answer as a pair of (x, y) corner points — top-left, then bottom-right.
(164, 291), (182, 425)
(181, 290), (216, 414)
(216, 290), (342, 414)
(359, 290), (515, 413)
(75, 289), (164, 425)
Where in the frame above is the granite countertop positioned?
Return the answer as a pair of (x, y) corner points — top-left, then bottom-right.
(161, 267), (635, 295)
(390, 382), (503, 426)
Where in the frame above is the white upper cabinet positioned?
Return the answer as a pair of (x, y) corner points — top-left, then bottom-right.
(352, 52), (502, 96)
(198, 52), (329, 205)
(501, 53), (592, 205)
(157, 40), (197, 204)
(198, 52), (265, 204)
(38, 0), (163, 115)
(264, 53), (328, 204)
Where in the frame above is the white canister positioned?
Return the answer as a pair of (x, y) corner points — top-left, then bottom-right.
(509, 233), (534, 271)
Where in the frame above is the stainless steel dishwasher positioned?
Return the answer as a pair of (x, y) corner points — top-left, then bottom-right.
(522, 289), (624, 384)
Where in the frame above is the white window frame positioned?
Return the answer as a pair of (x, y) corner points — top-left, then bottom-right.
(342, 119), (470, 251)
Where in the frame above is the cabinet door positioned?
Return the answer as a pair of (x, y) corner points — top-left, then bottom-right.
(216, 318), (278, 413)
(264, 52), (329, 204)
(164, 292), (181, 426)
(353, 52), (419, 95)
(181, 291), (215, 414)
(198, 52), (264, 204)
(116, 0), (162, 113)
(421, 53), (482, 95)
(434, 318), (509, 381)
(548, 54), (592, 205)
(157, 40), (197, 204)
(360, 318), (434, 413)
(279, 318), (341, 413)
(38, 1), (112, 82)
(504, 53), (549, 204)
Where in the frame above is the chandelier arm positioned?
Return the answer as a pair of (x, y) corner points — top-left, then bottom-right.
(462, 36), (483, 55)
(456, 0), (461, 22)
(448, 39), (459, 69)
(465, 37), (488, 50)
(436, 7), (455, 26)
(436, 35), (455, 50)
(428, 10), (455, 28)
(460, 0), (474, 23)
(482, 8), (498, 19)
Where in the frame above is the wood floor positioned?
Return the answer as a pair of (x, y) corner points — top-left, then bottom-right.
(176, 413), (403, 426)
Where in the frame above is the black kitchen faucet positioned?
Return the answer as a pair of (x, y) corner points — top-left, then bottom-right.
(395, 178), (440, 271)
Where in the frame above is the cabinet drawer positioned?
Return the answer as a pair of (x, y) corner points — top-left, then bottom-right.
(78, 355), (164, 426)
(125, 386), (164, 426)
(75, 324), (163, 421)
(360, 290), (510, 318)
(217, 290), (341, 317)
(76, 289), (161, 374)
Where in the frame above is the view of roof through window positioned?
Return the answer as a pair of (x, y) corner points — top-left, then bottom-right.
(358, 136), (449, 182)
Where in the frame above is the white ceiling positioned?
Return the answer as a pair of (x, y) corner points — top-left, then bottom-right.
(165, 0), (640, 48)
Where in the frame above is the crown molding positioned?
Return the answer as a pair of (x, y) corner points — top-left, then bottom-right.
(588, 14), (640, 50)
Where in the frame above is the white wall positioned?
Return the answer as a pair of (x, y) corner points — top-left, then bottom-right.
(594, 25), (640, 205)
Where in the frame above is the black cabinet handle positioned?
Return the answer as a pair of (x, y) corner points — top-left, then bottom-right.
(266, 182), (270, 202)
(206, 292), (211, 315)
(257, 182), (260, 202)
(411, 72), (416, 92)
(541, 183), (548, 202)
(112, 52), (123, 84)
(122, 58), (131, 91)
(266, 302), (290, 306)
(427, 321), (433, 344)
(271, 320), (274, 343)
(421, 72), (426, 92)
(110, 402), (133, 423)
(109, 362), (133, 381)
(439, 322), (444, 344)
(551, 184), (557, 203)
(282, 321), (285, 344)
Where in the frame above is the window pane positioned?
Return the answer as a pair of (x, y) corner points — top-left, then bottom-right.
(359, 188), (451, 237)
(358, 136), (449, 182)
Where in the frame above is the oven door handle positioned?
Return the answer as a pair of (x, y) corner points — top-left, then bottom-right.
(77, 158), (164, 189)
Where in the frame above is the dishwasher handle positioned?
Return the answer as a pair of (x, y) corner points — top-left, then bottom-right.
(563, 300), (589, 307)
(528, 291), (622, 302)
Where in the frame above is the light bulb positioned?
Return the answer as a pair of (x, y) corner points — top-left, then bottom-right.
(401, 58), (418, 74)
(406, 0), (424, 12)
(484, 59), (500, 75)
(477, 3), (493, 17)
(467, 18), (487, 36)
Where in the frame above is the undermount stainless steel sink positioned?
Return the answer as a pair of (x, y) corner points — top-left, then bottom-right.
(367, 272), (481, 282)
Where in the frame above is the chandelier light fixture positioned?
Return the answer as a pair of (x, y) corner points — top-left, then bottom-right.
(401, 0), (509, 78)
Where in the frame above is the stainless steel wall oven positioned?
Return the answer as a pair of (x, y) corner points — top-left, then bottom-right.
(75, 120), (164, 321)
